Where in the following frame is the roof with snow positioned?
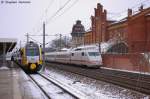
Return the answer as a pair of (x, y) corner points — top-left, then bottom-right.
(0, 38), (17, 56)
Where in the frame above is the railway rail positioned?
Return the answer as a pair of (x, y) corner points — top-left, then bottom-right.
(28, 73), (88, 99)
(28, 74), (51, 99)
(15, 61), (88, 99)
(46, 62), (150, 95)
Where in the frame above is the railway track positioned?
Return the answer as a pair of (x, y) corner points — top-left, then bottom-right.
(46, 62), (150, 95)
(14, 62), (88, 99)
(94, 69), (150, 94)
(28, 73), (88, 99)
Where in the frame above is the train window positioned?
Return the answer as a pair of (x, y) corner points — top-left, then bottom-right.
(26, 49), (39, 56)
(82, 52), (84, 56)
(88, 52), (100, 56)
(75, 48), (81, 51)
(72, 53), (74, 56)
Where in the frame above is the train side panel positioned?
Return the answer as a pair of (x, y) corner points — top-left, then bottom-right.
(45, 48), (103, 68)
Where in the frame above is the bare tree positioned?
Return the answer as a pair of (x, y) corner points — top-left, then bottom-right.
(50, 36), (71, 51)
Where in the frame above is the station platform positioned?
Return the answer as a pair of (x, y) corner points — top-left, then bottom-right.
(0, 62), (46, 99)
(0, 67), (21, 99)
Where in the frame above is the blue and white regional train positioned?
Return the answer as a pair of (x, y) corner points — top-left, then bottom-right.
(45, 45), (103, 68)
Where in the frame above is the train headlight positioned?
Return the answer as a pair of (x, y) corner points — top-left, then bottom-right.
(38, 60), (42, 65)
(30, 64), (36, 70)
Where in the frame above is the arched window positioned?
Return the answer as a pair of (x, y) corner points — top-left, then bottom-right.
(107, 42), (128, 54)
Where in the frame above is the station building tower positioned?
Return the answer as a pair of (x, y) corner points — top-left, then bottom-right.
(71, 20), (85, 47)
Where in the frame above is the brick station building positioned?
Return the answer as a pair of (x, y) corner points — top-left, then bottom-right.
(83, 3), (150, 72)
(84, 3), (150, 53)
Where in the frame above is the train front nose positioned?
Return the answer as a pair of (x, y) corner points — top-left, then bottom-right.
(30, 63), (36, 70)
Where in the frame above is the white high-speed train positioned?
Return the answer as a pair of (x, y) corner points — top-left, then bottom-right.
(45, 45), (103, 68)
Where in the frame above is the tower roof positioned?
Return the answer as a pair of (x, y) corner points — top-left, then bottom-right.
(71, 20), (85, 35)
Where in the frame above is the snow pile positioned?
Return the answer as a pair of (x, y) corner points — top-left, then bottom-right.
(0, 66), (9, 70)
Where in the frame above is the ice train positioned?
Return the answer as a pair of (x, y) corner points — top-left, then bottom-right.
(45, 45), (103, 68)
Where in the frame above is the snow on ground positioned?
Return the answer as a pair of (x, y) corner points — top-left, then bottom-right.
(18, 70), (48, 99)
(31, 74), (75, 99)
(0, 66), (9, 70)
(44, 66), (149, 99)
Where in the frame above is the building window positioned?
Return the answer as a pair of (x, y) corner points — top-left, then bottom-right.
(107, 42), (128, 54)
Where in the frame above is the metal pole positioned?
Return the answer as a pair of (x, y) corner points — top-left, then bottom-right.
(42, 22), (46, 71)
(20, 40), (22, 48)
(2, 43), (6, 67)
(60, 34), (62, 51)
(99, 42), (101, 53)
(65, 36), (67, 48)
(83, 33), (84, 45)
(27, 33), (29, 43)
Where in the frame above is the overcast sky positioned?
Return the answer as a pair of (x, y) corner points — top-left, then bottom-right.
(0, 0), (149, 46)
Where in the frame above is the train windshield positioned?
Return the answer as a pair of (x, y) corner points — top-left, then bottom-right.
(26, 47), (39, 56)
(88, 52), (100, 56)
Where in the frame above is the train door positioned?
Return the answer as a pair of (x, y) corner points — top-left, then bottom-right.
(66, 52), (71, 64)
(71, 51), (80, 65)
(21, 48), (25, 65)
(80, 51), (84, 65)
(75, 51), (80, 65)
(81, 51), (88, 65)
(71, 51), (75, 64)
(78, 51), (82, 65)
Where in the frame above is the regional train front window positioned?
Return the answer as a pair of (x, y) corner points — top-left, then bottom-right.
(26, 48), (39, 56)
(88, 52), (100, 56)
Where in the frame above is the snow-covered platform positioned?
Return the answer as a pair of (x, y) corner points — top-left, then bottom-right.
(0, 68), (22, 99)
(0, 63), (47, 99)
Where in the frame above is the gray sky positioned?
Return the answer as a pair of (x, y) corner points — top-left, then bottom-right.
(0, 0), (149, 46)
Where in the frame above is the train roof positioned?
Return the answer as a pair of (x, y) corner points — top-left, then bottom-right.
(71, 41), (117, 53)
(72, 45), (99, 51)
(25, 41), (39, 47)
(61, 48), (70, 51)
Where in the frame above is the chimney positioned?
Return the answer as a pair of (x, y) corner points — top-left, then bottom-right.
(76, 20), (81, 24)
(104, 9), (107, 19)
(128, 9), (132, 17)
(91, 16), (93, 25)
(94, 8), (97, 16)
(97, 3), (102, 10)
(97, 3), (103, 15)
(91, 16), (94, 20)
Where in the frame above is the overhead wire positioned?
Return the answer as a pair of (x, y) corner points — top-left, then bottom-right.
(35, 0), (75, 36)
(45, 0), (73, 25)
(30, 0), (150, 44)
(53, 0), (79, 20)
(46, 0), (79, 39)
(27, 0), (55, 45)
(31, 0), (55, 35)
(28, 36), (42, 45)
(44, 0), (79, 37)
(34, 0), (73, 34)
(107, 0), (150, 20)
(30, 0), (149, 35)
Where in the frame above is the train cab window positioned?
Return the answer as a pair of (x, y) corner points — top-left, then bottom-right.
(82, 52), (84, 56)
(72, 53), (74, 56)
(75, 48), (81, 51)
